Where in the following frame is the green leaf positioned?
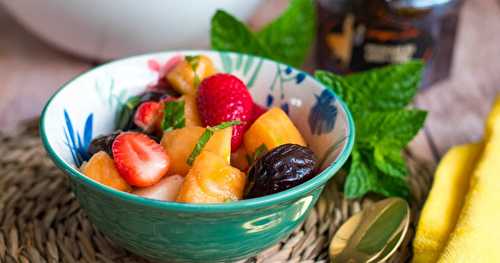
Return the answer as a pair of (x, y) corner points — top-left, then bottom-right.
(356, 110), (427, 148)
(161, 100), (186, 132)
(186, 55), (201, 87)
(345, 150), (409, 199)
(256, 0), (316, 67)
(314, 70), (368, 113)
(253, 144), (268, 160)
(211, 10), (271, 58)
(373, 144), (407, 178)
(186, 121), (241, 165)
(246, 144), (269, 165)
(344, 60), (424, 111)
(116, 95), (141, 130)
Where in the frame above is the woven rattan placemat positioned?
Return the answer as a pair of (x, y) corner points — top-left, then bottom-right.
(0, 121), (433, 263)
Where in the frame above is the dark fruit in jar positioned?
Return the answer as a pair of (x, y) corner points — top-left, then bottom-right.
(244, 144), (317, 198)
(87, 131), (121, 157)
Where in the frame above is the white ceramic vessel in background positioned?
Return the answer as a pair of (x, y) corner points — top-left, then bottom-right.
(0, 0), (264, 60)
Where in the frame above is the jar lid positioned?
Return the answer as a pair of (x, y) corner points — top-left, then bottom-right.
(386, 0), (457, 9)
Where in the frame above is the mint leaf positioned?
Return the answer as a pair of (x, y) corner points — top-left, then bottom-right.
(344, 60), (424, 111)
(186, 55), (201, 87)
(373, 144), (407, 178)
(247, 143), (268, 165)
(356, 110), (427, 148)
(210, 0), (316, 67)
(345, 150), (409, 198)
(253, 144), (268, 160)
(187, 121), (241, 165)
(211, 10), (271, 58)
(116, 95), (141, 129)
(256, 0), (316, 67)
(161, 100), (185, 132)
(315, 70), (369, 113)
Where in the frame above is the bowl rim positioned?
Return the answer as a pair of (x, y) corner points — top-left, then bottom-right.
(40, 50), (355, 213)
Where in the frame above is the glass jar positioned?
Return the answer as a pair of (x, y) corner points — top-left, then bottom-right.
(316, 0), (463, 88)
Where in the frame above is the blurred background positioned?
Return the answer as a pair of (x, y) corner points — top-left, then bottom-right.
(0, 0), (499, 156)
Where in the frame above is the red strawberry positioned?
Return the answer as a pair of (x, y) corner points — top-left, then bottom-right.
(134, 101), (163, 133)
(112, 132), (170, 187)
(197, 73), (254, 151)
(250, 103), (267, 123)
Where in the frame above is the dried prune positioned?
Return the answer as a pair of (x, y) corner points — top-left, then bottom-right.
(88, 131), (121, 157)
(244, 144), (317, 198)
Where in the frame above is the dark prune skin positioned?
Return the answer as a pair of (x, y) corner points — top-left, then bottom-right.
(244, 144), (318, 199)
(87, 131), (121, 157)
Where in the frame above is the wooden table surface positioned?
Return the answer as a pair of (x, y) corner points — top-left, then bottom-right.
(1, 0), (500, 168)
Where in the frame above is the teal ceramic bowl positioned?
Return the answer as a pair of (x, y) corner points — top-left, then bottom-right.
(40, 50), (354, 262)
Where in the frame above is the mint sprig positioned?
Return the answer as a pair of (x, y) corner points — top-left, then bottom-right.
(211, 0), (316, 67)
(315, 61), (427, 199)
(161, 100), (185, 132)
(187, 121), (241, 166)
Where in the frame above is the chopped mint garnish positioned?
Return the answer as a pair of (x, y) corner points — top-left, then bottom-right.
(161, 100), (185, 132)
(116, 95), (141, 130)
(247, 144), (269, 165)
(186, 55), (201, 87)
(187, 121), (241, 165)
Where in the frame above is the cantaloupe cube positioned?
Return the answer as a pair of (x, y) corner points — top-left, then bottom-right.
(412, 143), (481, 263)
(81, 151), (132, 192)
(181, 95), (202, 127)
(160, 126), (231, 176)
(166, 55), (216, 96)
(244, 107), (306, 155)
(176, 151), (246, 203)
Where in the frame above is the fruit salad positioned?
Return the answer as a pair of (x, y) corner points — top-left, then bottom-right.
(81, 55), (318, 204)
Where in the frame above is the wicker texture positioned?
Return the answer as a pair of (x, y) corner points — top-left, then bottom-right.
(0, 122), (433, 263)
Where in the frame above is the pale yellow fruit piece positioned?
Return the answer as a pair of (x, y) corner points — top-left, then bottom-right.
(166, 55), (216, 95)
(180, 95), (202, 127)
(133, 175), (184, 202)
(160, 126), (231, 176)
(438, 96), (500, 262)
(244, 107), (306, 156)
(412, 143), (481, 263)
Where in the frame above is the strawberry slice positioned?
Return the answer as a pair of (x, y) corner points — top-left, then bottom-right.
(112, 132), (170, 187)
(197, 73), (254, 151)
(134, 101), (163, 133)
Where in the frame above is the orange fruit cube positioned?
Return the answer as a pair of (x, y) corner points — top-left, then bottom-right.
(80, 151), (132, 192)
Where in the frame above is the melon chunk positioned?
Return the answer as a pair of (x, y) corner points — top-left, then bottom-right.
(438, 97), (500, 262)
(181, 95), (202, 127)
(81, 151), (131, 192)
(176, 151), (246, 203)
(166, 55), (216, 96)
(243, 107), (306, 155)
(412, 143), (481, 263)
(160, 126), (231, 176)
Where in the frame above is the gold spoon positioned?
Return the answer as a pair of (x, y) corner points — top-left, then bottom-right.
(329, 197), (410, 263)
